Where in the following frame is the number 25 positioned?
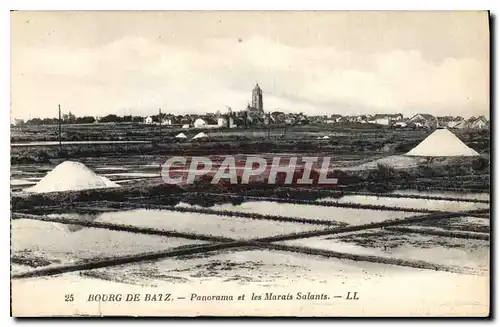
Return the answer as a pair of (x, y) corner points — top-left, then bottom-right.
(65, 294), (74, 302)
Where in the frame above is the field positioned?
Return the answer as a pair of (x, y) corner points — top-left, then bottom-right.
(10, 123), (490, 164)
(10, 122), (490, 315)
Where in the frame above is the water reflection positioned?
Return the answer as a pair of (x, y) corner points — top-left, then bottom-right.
(63, 213), (100, 232)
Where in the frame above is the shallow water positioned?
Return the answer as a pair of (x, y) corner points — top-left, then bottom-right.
(176, 201), (418, 225)
(317, 195), (489, 212)
(50, 209), (324, 240)
(418, 216), (489, 233)
(93, 166), (130, 171)
(282, 233), (489, 273)
(10, 179), (36, 186)
(11, 218), (205, 267)
(82, 248), (422, 286)
(102, 172), (159, 178)
(390, 190), (490, 201)
(12, 140), (151, 147)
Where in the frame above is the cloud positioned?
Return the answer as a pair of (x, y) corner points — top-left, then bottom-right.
(11, 35), (488, 120)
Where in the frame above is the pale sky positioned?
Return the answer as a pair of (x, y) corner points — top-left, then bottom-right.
(11, 11), (489, 120)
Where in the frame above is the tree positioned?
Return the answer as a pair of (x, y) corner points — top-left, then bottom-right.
(67, 111), (76, 123)
(41, 118), (57, 125)
(99, 114), (121, 123)
(75, 116), (96, 124)
(122, 115), (133, 122)
(13, 119), (25, 126)
(26, 118), (42, 125)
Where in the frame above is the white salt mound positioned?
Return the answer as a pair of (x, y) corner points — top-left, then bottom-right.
(192, 132), (208, 140)
(175, 133), (187, 139)
(406, 129), (479, 157)
(27, 161), (121, 194)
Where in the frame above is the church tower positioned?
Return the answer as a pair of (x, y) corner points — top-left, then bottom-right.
(251, 83), (263, 112)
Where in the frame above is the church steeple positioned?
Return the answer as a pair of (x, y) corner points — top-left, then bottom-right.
(251, 83), (263, 112)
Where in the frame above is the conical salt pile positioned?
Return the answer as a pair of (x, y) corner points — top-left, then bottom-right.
(27, 161), (121, 193)
(175, 132), (187, 139)
(406, 129), (479, 157)
(192, 132), (208, 140)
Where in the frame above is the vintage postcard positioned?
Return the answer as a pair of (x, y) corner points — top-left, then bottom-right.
(10, 10), (490, 317)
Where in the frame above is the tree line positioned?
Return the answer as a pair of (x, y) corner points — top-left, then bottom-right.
(16, 114), (151, 125)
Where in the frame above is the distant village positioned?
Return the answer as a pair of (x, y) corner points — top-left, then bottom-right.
(12, 83), (490, 130)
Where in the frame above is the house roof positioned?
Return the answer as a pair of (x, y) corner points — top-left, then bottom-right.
(469, 116), (488, 124)
(373, 114), (391, 119)
(438, 116), (464, 122)
(412, 113), (437, 120)
(194, 116), (217, 125)
(373, 114), (402, 119)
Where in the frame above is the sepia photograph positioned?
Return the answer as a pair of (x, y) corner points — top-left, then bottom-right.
(9, 10), (490, 317)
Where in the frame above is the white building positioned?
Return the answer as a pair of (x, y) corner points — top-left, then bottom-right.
(217, 117), (228, 127)
(447, 120), (464, 128)
(409, 114), (438, 129)
(469, 117), (488, 129)
(193, 118), (207, 128)
(375, 117), (390, 126)
(144, 116), (153, 124)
